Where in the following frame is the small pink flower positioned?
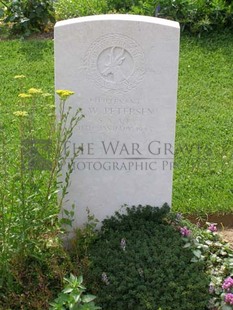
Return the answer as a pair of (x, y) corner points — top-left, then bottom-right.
(222, 277), (233, 291)
(225, 293), (233, 305)
(180, 226), (191, 237)
(208, 223), (217, 232)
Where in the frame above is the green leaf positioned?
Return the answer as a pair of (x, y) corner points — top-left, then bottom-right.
(64, 209), (70, 216)
(193, 250), (202, 258)
(70, 273), (77, 282)
(77, 275), (83, 284)
(220, 250), (227, 255)
(82, 294), (96, 303)
(73, 293), (81, 303)
(0, 8), (4, 18)
(191, 257), (198, 263)
(63, 287), (73, 294)
(222, 306), (232, 310)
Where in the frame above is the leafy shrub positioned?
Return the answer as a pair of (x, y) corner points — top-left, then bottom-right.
(87, 205), (210, 310)
(0, 78), (83, 308)
(1, 0), (55, 35)
(54, 0), (108, 21)
(106, 0), (140, 12)
(130, 0), (233, 34)
(53, 0), (233, 34)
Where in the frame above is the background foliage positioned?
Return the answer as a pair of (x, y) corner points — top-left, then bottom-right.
(0, 0), (55, 35)
(53, 0), (233, 35)
(0, 0), (233, 35)
(130, 0), (233, 34)
(54, 0), (108, 21)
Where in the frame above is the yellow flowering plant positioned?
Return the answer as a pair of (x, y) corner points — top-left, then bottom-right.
(28, 88), (43, 94)
(18, 93), (32, 98)
(14, 75), (26, 79)
(56, 89), (75, 99)
(0, 78), (84, 302)
(13, 111), (29, 117)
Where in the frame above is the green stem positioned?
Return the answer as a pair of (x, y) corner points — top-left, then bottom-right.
(44, 98), (64, 207)
(0, 1), (9, 8)
(0, 126), (9, 280)
(19, 119), (26, 253)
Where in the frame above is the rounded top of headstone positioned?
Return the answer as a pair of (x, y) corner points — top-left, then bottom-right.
(55, 14), (180, 29)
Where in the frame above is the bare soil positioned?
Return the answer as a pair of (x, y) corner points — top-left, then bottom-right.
(219, 229), (233, 247)
(186, 214), (233, 246)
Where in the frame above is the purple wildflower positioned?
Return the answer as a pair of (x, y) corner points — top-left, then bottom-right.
(120, 238), (126, 251)
(208, 223), (217, 232)
(138, 268), (144, 278)
(155, 4), (161, 17)
(101, 272), (110, 285)
(209, 284), (215, 294)
(180, 226), (191, 237)
(222, 277), (233, 291)
(225, 293), (233, 305)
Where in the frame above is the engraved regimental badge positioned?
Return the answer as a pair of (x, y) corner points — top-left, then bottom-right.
(85, 34), (145, 92)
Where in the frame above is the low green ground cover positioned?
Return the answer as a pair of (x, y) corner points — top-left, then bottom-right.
(84, 205), (233, 310)
(0, 32), (232, 215)
(87, 206), (210, 310)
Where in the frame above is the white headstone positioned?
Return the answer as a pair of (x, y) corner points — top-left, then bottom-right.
(55, 14), (180, 227)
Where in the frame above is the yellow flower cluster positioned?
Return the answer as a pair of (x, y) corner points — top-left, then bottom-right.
(56, 90), (75, 99)
(18, 88), (52, 100)
(28, 88), (43, 94)
(13, 111), (28, 117)
(18, 93), (32, 98)
(14, 75), (26, 79)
